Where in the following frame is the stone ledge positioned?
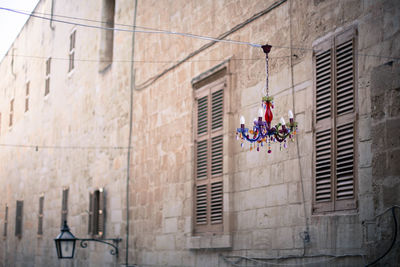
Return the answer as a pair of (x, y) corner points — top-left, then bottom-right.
(186, 234), (231, 249)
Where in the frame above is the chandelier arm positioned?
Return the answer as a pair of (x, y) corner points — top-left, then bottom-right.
(238, 127), (261, 143)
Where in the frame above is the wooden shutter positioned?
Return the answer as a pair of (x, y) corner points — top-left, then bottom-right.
(336, 39), (354, 115)
(38, 196), (44, 235)
(25, 82), (30, 112)
(9, 99), (14, 127)
(88, 192), (94, 235)
(3, 205), (8, 237)
(61, 188), (69, 226)
(334, 31), (357, 211)
(15, 201), (23, 237)
(69, 31), (76, 72)
(335, 122), (355, 207)
(315, 49), (332, 122)
(93, 190), (99, 235)
(98, 188), (105, 237)
(45, 58), (51, 96)
(313, 39), (334, 213)
(194, 79), (224, 233)
(313, 29), (357, 213)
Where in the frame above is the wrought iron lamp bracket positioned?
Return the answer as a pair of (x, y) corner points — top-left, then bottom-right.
(79, 238), (122, 256)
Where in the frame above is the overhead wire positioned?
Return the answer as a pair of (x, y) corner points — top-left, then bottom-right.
(221, 254), (366, 266)
(0, 7), (263, 48)
(0, 143), (132, 150)
(0, 53), (290, 63)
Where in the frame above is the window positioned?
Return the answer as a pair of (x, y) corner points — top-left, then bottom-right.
(99, 0), (115, 71)
(25, 82), (30, 111)
(45, 58), (51, 95)
(9, 99), (14, 127)
(194, 71), (225, 234)
(38, 195), (44, 236)
(68, 30), (76, 72)
(61, 188), (69, 226)
(3, 204), (8, 237)
(88, 188), (105, 237)
(313, 28), (357, 213)
(15, 201), (23, 237)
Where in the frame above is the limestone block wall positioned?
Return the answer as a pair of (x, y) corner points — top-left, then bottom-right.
(0, 0), (399, 267)
(0, 0), (134, 266)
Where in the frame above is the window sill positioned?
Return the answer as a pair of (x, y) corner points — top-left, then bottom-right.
(187, 234), (231, 249)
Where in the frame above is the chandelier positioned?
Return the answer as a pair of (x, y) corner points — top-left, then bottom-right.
(236, 44), (298, 153)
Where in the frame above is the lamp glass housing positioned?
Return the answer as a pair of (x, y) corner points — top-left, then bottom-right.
(54, 221), (77, 259)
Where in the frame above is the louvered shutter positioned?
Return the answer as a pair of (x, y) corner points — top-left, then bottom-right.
(315, 49), (332, 122)
(88, 192), (94, 235)
(98, 189), (105, 237)
(314, 40), (334, 213)
(15, 201), (23, 237)
(313, 29), (357, 213)
(61, 188), (69, 226)
(3, 205), (8, 237)
(93, 190), (99, 235)
(194, 80), (224, 233)
(334, 31), (357, 211)
(38, 196), (44, 235)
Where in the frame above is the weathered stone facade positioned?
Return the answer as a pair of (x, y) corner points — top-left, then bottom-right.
(0, 0), (399, 266)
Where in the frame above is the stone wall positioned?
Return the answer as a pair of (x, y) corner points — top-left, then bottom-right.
(0, 0), (399, 266)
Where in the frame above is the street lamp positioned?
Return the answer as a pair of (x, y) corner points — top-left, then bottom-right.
(54, 221), (77, 259)
(54, 220), (122, 259)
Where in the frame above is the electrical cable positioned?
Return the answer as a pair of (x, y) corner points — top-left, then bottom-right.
(1, 6), (399, 61)
(125, 0), (138, 265)
(365, 206), (399, 267)
(0, 143), (132, 150)
(288, 0), (310, 256)
(221, 253), (366, 266)
(0, 7), (262, 48)
(0, 53), (290, 63)
(134, 0), (288, 90)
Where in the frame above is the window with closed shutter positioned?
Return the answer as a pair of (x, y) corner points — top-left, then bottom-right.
(9, 99), (14, 127)
(69, 30), (76, 72)
(38, 196), (44, 236)
(3, 204), (8, 237)
(99, 0), (115, 71)
(25, 82), (30, 112)
(88, 188), (105, 237)
(313, 28), (357, 213)
(61, 188), (69, 226)
(194, 75), (225, 234)
(15, 201), (23, 237)
(45, 58), (51, 96)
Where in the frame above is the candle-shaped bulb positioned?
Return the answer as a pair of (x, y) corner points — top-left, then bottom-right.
(280, 117), (286, 125)
(258, 108), (264, 118)
(240, 116), (245, 125)
(288, 110), (294, 119)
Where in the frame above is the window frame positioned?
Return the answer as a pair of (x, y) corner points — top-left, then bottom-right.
(192, 65), (229, 235)
(312, 27), (358, 214)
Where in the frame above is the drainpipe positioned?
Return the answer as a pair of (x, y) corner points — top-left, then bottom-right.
(126, 0), (138, 265)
